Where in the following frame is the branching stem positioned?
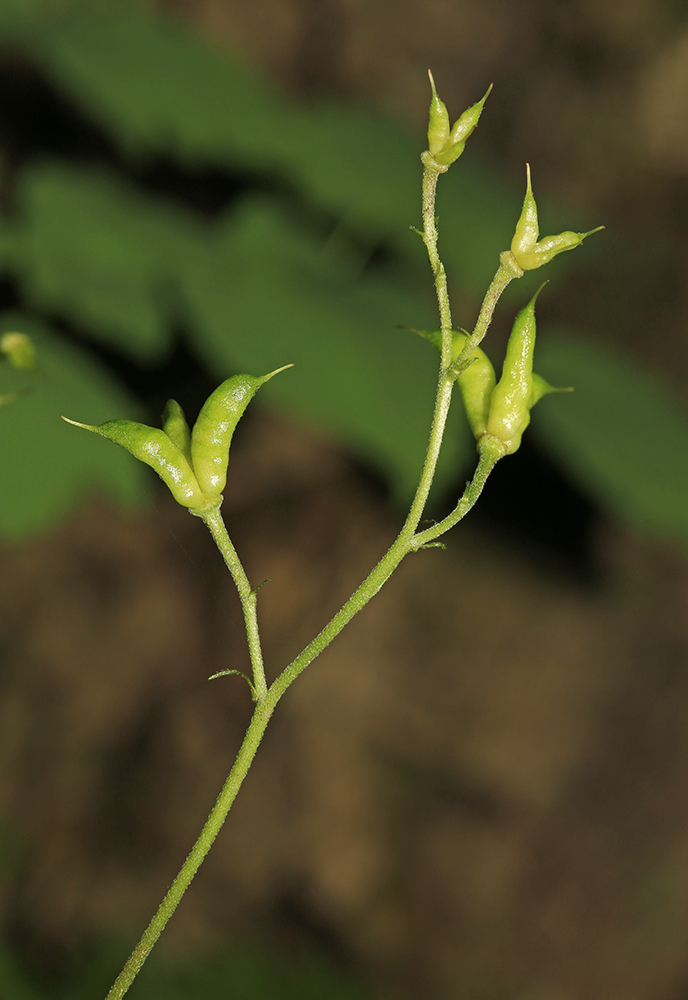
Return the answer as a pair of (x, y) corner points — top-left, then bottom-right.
(105, 158), (513, 1000)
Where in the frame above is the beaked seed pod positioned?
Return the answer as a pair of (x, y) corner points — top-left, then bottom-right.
(191, 365), (292, 500)
(425, 72), (492, 169)
(427, 71), (451, 158)
(452, 332), (497, 440)
(162, 399), (193, 466)
(62, 417), (206, 508)
(510, 165), (603, 271)
(484, 284), (567, 455)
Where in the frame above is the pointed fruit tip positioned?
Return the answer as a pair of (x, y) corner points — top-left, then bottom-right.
(61, 415), (92, 430)
(532, 279), (549, 303)
(262, 363), (294, 383)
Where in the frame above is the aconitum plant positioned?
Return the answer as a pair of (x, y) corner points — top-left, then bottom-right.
(65, 74), (602, 999)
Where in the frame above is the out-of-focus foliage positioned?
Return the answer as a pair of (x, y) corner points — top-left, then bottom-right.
(0, 2), (685, 546)
(1, 164), (199, 359)
(0, 314), (145, 538)
(535, 332), (688, 548)
(0, 931), (379, 1000)
(0, 940), (43, 1000)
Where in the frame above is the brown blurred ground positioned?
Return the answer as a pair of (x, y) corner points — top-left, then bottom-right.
(2, 1), (688, 999)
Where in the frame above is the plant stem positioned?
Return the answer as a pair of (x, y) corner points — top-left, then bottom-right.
(421, 162), (453, 368)
(268, 449), (491, 700)
(104, 701), (274, 1000)
(411, 446), (499, 548)
(450, 250), (522, 377)
(104, 153), (504, 1000)
(198, 502), (268, 702)
(402, 161), (470, 534)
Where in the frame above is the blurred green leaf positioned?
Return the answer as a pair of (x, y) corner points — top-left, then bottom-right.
(15, 10), (289, 165)
(0, 314), (147, 539)
(18, 11), (422, 233)
(2, 164), (203, 360)
(14, 10), (516, 293)
(434, 156), (519, 294)
(0, 938), (44, 1000)
(533, 331), (688, 547)
(32, 934), (381, 1000)
(0, 0), (59, 31)
(131, 940), (377, 1000)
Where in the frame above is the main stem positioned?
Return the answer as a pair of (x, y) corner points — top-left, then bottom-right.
(105, 701), (274, 1000)
(104, 159), (506, 1000)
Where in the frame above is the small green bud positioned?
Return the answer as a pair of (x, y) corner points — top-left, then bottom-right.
(191, 365), (292, 500)
(62, 417), (207, 508)
(162, 399), (193, 466)
(425, 72), (492, 170)
(510, 165), (603, 271)
(483, 284), (570, 455)
(0, 332), (37, 371)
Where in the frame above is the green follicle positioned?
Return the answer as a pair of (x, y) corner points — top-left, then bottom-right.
(451, 332), (497, 440)
(510, 164), (603, 271)
(406, 304), (571, 455)
(191, 365), (292, 500)
(425, 72), (492, 170)
(483, 284), (570, 455)
(64, 364), (293, 510)
(162, 399), (193, 466)
(62, 417), (207, 508)
(408, 293), (570, 460)
(427, 70), (451, 157)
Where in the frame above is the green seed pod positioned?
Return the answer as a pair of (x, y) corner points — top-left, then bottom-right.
(425, 72), (492, 169)
(427, 70), (451, 158)
(510, 165), (603, 271)
(485, 285), (545, 454)
(452, 332), (497, 440)
(62, 417), (206, 509)
(162, 399), (193, 466)
(191, 365), (292, 500)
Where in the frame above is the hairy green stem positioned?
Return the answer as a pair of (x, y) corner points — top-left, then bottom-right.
(421, 162), (453, 368)
(411, 447), (499, 547)
(268, 449), (492, 700)
(198, 502), (268, 702)
(402, 162), (466, 533)
(450, 250), (522, 378)
(104, 701), (274, 1000)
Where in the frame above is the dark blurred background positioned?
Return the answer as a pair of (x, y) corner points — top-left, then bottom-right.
(1, 1), (688, 998)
